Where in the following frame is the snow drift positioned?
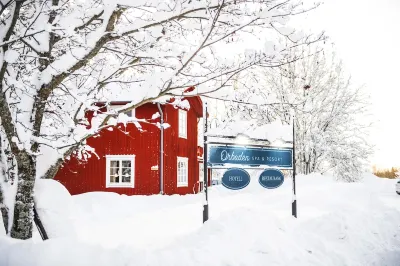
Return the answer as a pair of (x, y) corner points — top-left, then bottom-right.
(0, 173), (399, 266)
(35, 179), (77, 238)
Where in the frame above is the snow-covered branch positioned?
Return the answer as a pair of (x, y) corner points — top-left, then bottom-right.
(0, 0), (323, 239)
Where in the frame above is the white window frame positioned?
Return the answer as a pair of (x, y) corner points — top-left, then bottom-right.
(106, 155), (135, 188)
(108, 105), (135, 117)
(177, 157), (188, 187)
(178, 109), (187, 139)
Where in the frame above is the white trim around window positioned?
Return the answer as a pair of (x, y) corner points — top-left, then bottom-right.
(177, 157), (188, 187)
(108, 105), (135, 118)
(106, 155), (135, 188)
(178, 109), (187, 139)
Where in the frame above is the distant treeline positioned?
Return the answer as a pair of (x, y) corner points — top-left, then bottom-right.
(374, 167), (399, 179)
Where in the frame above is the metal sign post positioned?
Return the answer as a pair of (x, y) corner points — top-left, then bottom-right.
(203, 102), (209, 223)
(292, 120), (297, 218)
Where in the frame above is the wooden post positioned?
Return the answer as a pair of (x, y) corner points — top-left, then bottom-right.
(33, 205), (49, 240)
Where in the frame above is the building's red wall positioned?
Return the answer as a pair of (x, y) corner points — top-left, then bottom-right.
(55, 103), (161, 195)
(162, 103), (199, 195)
(55, 99), (202, 196)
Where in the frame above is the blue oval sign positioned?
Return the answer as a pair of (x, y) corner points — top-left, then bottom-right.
(258, 169), (284, 189)
(221, 168), (250, 190)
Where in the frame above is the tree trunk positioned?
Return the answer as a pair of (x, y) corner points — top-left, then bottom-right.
(311, 149), (318, 173)
(10, 152), (35, 240)
(302, 153), (307, 174)
(0, 135), (9, 233)
(305, 162), (310, 175)
(0, 182), (8, 234)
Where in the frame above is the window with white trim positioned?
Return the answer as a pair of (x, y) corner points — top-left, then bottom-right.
(178, 109), (187, 138)
(106, 155), (135, 188)
(109, 105), (135, 117)
(177, 157), (188, 187)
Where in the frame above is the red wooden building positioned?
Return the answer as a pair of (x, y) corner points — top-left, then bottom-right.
(54, 94), (211, 196)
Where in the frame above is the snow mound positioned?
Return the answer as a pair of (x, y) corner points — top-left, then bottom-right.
(0, 173), (399, 265)
(34, 179), (77, 238)
(0, 237), (119, 266)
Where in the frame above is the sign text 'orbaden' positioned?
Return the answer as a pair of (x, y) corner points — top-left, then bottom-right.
(209, 146), (293, 168)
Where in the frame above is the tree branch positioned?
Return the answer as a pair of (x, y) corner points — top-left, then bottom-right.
(30, 7), (125, 153)
(74, 10), (105, 31)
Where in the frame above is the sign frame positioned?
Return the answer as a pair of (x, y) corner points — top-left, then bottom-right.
(201, 102), (297, 224)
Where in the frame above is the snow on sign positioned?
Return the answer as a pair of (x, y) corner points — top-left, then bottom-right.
(221, 168), (251, 190)
(258, 169), (285, 189)
(209, 146), (293, 168)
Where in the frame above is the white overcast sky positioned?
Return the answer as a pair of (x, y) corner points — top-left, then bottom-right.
(296, 0), (400, 168)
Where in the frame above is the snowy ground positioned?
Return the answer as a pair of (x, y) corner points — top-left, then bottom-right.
(0, 173), (400, 266)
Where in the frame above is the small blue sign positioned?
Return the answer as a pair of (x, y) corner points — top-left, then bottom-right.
(258, 169), (284, 189)
(221, 168), (251, 190)
(209, 146), (293, 168)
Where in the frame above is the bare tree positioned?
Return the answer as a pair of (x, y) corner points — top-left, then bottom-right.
(0, 0), (322, 239)
(221, 46), (372, 181)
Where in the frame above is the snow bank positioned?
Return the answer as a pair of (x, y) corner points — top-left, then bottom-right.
(0, 237), (120, 266)
(71, 192), (204, 249)
(0, 173), (399, 265)
(34, 179), (77, 238)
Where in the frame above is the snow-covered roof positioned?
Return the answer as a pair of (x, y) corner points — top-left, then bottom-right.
(94, 85), (203, 116)
(207, 117), (293, 145)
